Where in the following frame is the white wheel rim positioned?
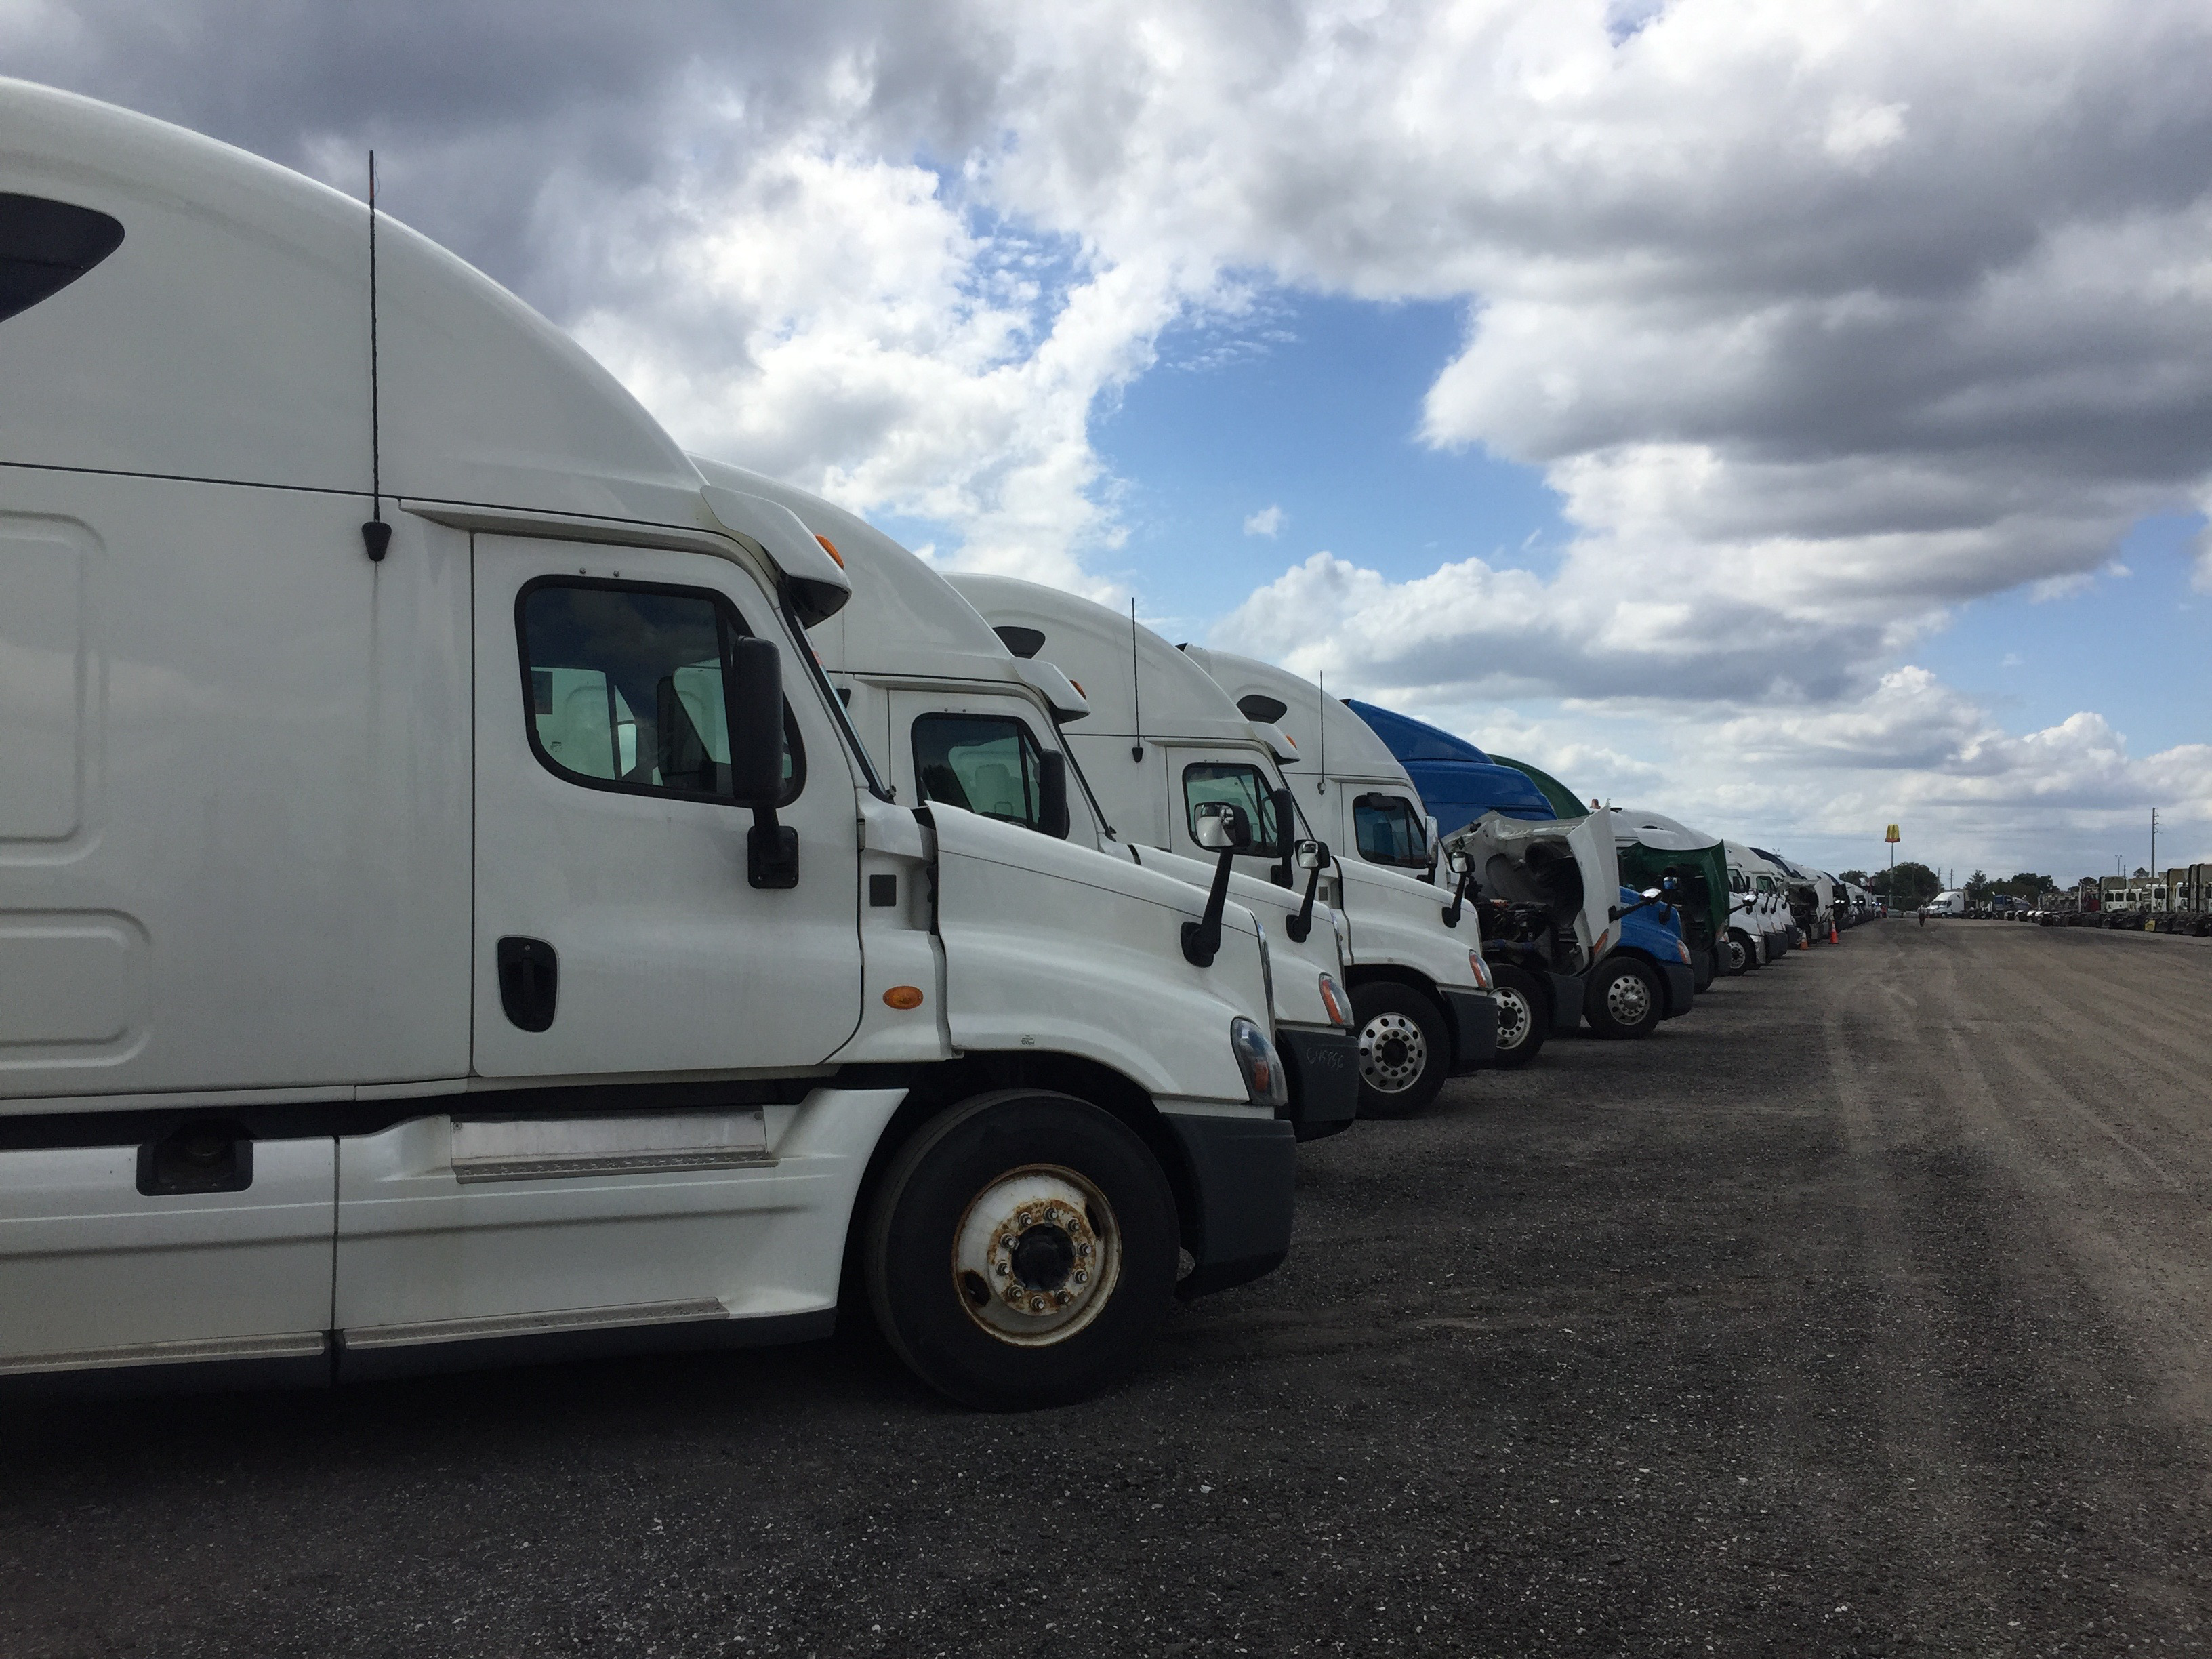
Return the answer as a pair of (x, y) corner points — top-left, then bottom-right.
(951, 1164), (1120, 1347)
(1605, 971), (1654, 1025)
(1494, 987), (1532, 1050)
(1359, 1010), (1429, 1092)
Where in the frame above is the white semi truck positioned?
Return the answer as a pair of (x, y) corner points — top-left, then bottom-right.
(688, 458), (1363, 1141)
(1726, 842), (1798, 960)
(0, 79), (1300, 1410)
(948, 577), (1500, 1120)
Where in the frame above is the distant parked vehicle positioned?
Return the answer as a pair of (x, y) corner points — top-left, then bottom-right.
(1925, 890), (1968, 917)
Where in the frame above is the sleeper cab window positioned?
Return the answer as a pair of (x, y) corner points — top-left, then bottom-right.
(1181, 762), (1278, 848)
(516, 578), (801, 803)
(0, 193), (125, 325)
(1353, 792), (1430, 869)
(912, 713), (1054, 834)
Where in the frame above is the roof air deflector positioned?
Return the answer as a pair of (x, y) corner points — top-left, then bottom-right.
(0, 194), (125, 324)
(1236, 693), (1289, 725)
(994, 625), (1046, 659)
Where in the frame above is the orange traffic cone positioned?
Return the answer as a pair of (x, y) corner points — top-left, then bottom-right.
(1830, 922), (1839, 943)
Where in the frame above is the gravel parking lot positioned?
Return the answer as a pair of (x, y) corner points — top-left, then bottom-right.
(6, 920), (2209, 1658)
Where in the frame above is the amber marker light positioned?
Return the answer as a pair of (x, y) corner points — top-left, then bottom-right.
(815, 533), (845, 567)
(883, 985), (925, 1010)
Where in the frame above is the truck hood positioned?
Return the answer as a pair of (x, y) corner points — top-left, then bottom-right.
(1130, 842), (1349, 1031)
(924, 803), (1267, 1106)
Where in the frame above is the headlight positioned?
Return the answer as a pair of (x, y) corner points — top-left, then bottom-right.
(1229, 1017), (1290, 1109)
(1317, 972), (1351, 1027)
(1466, 949), (1492, 991)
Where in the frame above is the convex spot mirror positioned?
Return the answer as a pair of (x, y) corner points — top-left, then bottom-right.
(1448, 849), (1474, 876)
(1294, 838), (1328, 872)
(725, 636), (787, 806)
(1193, 800), (1252, 853)
(1641, 886), (1663, 901)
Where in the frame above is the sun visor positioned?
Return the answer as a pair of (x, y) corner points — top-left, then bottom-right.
(1014, 657), (1090, 722)
(701, 485), (853, 626)
(1250, 721), (1301, 764)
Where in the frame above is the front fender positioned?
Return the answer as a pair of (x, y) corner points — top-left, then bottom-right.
(1331, 860), (1483, 993)
(928, 804), (1263, 1106)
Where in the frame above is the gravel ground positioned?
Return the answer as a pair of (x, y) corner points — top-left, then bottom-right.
(5, 920), (2209, 1658)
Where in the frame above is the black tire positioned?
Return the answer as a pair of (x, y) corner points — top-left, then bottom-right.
(1486, 964), (1549, 1069)
(1584, 956), (1663, 1040)
(864, 1090), (1177, 1411)
(1351, 982), (1451, 1116)
(1725, 930), (1753, 976)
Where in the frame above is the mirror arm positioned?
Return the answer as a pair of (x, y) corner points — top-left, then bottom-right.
(1286, 841), (1330, 944)
(1182, 845), (1240, 966)
(1441, 865), (1478, 930)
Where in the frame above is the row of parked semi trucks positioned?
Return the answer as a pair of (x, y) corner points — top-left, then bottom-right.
(1924, 874), (2212, 934)
(0, 81), (1856, 1410)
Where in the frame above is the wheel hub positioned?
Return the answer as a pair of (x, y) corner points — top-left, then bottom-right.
(1494, 987), (1531, 1049)
(951, 1165), (1120, 1347)
(1605, 972), (1654, 1024)
(1358, 1011), (1428, 1092)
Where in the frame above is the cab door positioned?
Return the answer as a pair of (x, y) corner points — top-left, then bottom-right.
(470, 535), (863, 1077)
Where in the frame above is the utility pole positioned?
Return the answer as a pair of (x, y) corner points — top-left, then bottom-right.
(2151, 806), (2158, 882)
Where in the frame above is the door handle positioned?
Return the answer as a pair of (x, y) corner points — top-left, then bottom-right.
(497, 936), (559, 1031)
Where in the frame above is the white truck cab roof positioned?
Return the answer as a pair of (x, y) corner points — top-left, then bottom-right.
(946, 575), (1298, 762)
(1181, 649), (1403, 783)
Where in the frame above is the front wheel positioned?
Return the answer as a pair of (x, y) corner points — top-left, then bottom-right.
(1725, 930), (1753, 975)
(1351, 983), (1451, 1116)
(864, 1090), (1178, 1411)
(1486, 964), (1549, 1070)
(1585, 956), (1662, 1039)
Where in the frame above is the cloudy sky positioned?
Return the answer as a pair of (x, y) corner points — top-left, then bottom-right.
(9, 0), (2210, 881)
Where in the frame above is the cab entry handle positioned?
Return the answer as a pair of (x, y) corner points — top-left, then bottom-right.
(497, 936), (558, 1032)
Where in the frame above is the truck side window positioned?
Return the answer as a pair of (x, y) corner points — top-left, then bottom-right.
(913, 714), (1049, 831)
(1353, 792), (1429, 869)
(516, 579), (801, 804)
(1181, 762), (1279, 848)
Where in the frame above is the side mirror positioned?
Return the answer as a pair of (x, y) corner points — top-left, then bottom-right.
(725, 636), (797, 890)
(1448, 849), (1473, 877)
(726, 636), (786, 808)
(1193, 800), (1252, 853)
(1641, 887), (1662, 902)
(1288, 839), (1331, 943)
(1182, 802), (1252, 967)
(1038, 750), (1070, 839)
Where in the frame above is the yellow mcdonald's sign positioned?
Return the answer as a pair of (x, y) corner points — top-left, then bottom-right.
(1884, 824), (1901, 842)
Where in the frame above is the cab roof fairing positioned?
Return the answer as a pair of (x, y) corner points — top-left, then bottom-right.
(1181, 649), (1408, 785)
(0, 77), (712, 532)
(689, 459), (1059, 699)
(946, 573), (1280, 756)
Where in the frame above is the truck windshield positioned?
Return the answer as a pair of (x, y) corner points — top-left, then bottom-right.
(914, 714), (1048, 830)
(1182, 762), (1279, 848)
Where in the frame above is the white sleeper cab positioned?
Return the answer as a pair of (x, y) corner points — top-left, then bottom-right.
(689, 459), (1364, 1141)
(0, 79), (1298, 1410)
(947, 576), (1500, 1121)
